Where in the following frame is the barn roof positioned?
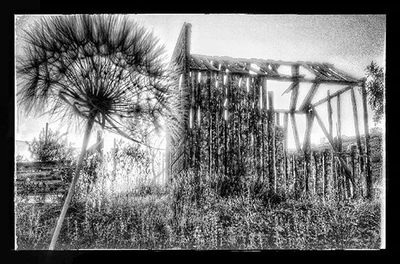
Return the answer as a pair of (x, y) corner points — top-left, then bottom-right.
(171, 23), (362, 86)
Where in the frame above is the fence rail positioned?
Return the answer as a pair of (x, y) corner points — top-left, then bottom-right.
(16, 161), (71, 196)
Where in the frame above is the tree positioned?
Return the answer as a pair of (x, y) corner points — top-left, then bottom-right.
(29, 126), (74, 162)
(364, 61), (384, 125)
(17, 14), (174, 249)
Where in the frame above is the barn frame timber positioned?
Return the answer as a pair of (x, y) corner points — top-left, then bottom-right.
(166, 23), (373, 200)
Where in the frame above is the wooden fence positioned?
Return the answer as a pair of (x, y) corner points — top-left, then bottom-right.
(16, 161), (71, 197)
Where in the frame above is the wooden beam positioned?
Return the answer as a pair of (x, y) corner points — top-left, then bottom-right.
(268, 91), (277, 193)
(327, 90), (333, 137)
(303, 111), (315, 196)
(289, 65), (300, 111)
(188, 66), (360, 85)
(298, 82), (320, 111)
(361, 81), (373, 200)
(282, 82), (296, 95)
(336, 93), (342, 152)
(274, 109), (304, 114)
(312, 86), (352, 108)
(350, 87), (363, 158)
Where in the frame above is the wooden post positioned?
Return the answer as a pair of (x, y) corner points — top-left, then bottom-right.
(290, 115), (301, 153)
(268, 91), (276, 194)
(224, 73), (229, 176)
(303, 109), (315, 197)
(207, 71), (212, 176)
(322, 149), (330, 201)
(350, 87), (363, 165)
(276, 113), (280, 126)
(350, 145), (360, 199)
(45, 122), (49, 145)
(313, 151), (320, 198)
(336, 93), (343, 152)
(361, 81), (373, 200)
(293, 155), (299, 199)
(290, 65), (301, 152)
(283, 113), (289, 197)
(327, 90), (333, 137)
(261, 78), (268, 183)
(336, 93), (343, 200)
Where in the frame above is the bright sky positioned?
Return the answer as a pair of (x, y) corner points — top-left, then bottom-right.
(15, 14), (386, 153)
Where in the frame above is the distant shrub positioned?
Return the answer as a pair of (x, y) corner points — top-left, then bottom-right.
(29, 128), (75, 162)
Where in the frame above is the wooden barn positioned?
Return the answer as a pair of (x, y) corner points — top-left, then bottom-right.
(166, 23), (373, 201)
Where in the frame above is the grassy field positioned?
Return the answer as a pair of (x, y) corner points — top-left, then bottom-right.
(15, 171), (382, 250)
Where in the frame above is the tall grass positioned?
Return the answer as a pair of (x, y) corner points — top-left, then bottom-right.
(15, 166), (381, 249)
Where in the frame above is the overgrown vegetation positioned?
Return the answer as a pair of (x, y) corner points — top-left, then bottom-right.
(29, 127), (75, 162)
(364, 61), (384, 125)
(16, 156), (381, 250)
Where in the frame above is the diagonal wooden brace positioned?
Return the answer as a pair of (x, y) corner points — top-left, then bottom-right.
(313, 107), (356, 188)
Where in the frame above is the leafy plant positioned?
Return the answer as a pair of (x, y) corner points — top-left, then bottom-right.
(28, 127), (74, 162)
(364, 61), (384, 125)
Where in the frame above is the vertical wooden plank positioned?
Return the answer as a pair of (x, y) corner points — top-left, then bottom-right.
(207, 71), (212, 176)
(260, 77), (267, 183)
(283, 113), (289, 150)
(336, 93), (343, 200)
(246, 76), (253, 184)
(276, 113), (280, 126)
(293, 154), (298, 199)
(345, 153), (352, 199)
(45, 122), (49, 145)
(290, 114), (301, 153)
(350, 87), (364, 171)
(313, 151), (319, 198)
(290, 64), (301, 153)
(322, 149), (329, 201)
(327, 90), (333, 137)
(361, 82), (373, 200)
(303, 111), (315, 197)
(268, 91), (276, 194)
(283, 112), (289, 198)
(237, 76), (244, 176)
(336, 94), (343, 152)
(350, 145), (360, 199)
(223, 72), (228, 176)
(253, 76), (260, 182)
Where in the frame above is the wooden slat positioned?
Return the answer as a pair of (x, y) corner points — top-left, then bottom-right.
(289, 65), (300, 111)
(298, 82), (320, 111)
(268, 91), (277, 193)
(17, 171), (52, 177)
(283, 113), (289, 151)
(327, 90), (333, 137)
(350, 87), (363, 158)
(311, 86), (352, 108)
(290, 114), (301, 153)
(337, 93), (342, 152)
(361, 82), (372, 199)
